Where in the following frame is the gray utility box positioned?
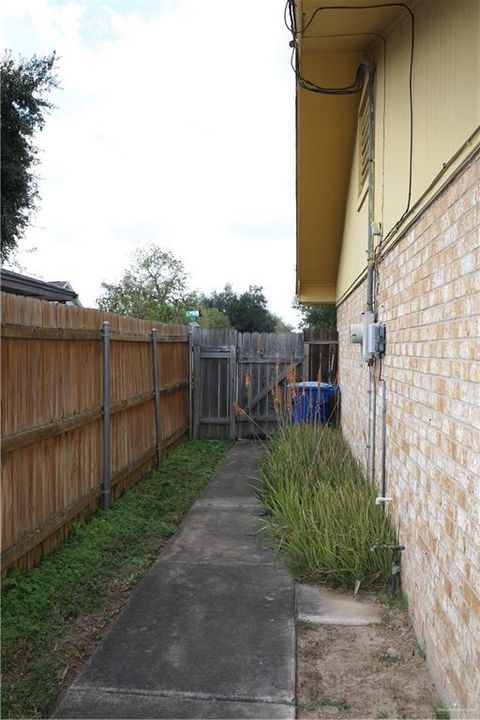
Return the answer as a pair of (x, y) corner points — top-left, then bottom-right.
(350, 312), (386, 363)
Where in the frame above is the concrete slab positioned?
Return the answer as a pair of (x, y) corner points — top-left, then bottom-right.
(198, 443), (264, 506)
(70, 562), (294, 703)
(197, 481), (261, 507)
(159, 506), (274, 565)
(296, 584), (382, 626)
(54, 441), (295, 720)
(54, 688), (294, 719)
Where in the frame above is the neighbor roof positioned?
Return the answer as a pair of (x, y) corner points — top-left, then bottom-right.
(1, 268), (79, 303)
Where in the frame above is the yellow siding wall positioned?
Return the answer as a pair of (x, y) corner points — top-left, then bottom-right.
(337, 0), (480, 300)
(336, 112), (370, 297)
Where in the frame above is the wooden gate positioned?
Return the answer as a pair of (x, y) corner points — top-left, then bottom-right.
(303, 329), (339, 383)
(192, 328), (304, 439)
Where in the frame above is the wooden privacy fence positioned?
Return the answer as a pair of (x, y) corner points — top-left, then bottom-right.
(192, 328), (305, 439)
(191, 328), (339, 439)
(1, 293), (189, 571)
(303, 329), (339, 384)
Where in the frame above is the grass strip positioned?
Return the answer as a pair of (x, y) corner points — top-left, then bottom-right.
(259, 424), (396, 588)
(1, 439), (232, 719)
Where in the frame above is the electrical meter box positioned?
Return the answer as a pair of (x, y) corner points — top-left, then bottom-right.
(366, 322), (386, 359)
(349, 312), (386, 362)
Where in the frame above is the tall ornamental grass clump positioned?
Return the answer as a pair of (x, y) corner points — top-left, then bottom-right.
(259, 423), (396, 588)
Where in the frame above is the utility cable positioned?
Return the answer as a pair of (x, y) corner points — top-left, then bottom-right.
(291, 2), (413, 37)
(286, 0), (415, 236)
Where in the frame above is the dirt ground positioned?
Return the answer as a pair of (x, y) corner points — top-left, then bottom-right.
(296, 599), (443, 720)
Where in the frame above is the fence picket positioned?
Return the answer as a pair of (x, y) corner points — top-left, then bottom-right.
(1, 292), (188, 571)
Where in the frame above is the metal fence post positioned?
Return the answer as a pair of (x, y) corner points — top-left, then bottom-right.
(151, 328), (162, 464)
(188, 323), (194, 439)
(193, 345), (201, 439)
(229, 344), (237, 440)
(101, 321), (111, 509)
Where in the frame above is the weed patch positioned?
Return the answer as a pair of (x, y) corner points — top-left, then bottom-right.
(433, 706), (450, 720)
(1, 440), (232, 719)
(259, 424), (396, 588)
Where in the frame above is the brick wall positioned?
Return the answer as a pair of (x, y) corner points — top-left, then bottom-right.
(337, 155), (480, 714)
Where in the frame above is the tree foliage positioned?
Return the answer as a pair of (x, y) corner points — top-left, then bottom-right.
(1, 51), (59, 261)
(272, 316), (293, 333)
(97, 249), (287, 330)
(203, 284), (277, 333)
(197, 306), (231, 329)
(294, 299), (337, 331)
(97, 245), (194, 323)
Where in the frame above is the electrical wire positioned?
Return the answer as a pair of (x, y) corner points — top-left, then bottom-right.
(287, 0), (372, 94)
(293, 2), (413, 37)
(286, 0), (415, 231)
(290, 31), (386, 93)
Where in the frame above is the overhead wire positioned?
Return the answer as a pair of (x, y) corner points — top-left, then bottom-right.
(286, 0), (415, 231)
(292, 2), (414, 37)
(289, 32), (386, 94)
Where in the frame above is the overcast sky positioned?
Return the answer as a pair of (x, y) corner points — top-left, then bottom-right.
(1, 0), (300, 326)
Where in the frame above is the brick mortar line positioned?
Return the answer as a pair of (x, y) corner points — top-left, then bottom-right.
(384, 395), (479, 436)
(382, 393), (479, 423)
(380, 264), (479, 286)
(367, 391), (478, 430)
(386, 208), (480, 260)
(374, 359), (479, 373)
(378, 294), (480, 312)
(391, 532), (480, 608)
(386, 424), (479, 468)
(379, 290), (480, 306)
(379, 209), (479, 265)
(377, 233), (479, 272)
(336, 155), (480, 310)
(411, 517), (480, 563)
(380, 376), (479, 404)
(374, 365), (479, 383)
(380, 230), (479, 274)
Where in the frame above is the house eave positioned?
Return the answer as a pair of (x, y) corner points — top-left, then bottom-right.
(294, 0), (414, 303)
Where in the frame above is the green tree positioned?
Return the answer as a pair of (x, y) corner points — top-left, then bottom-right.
(204, 284), (277, 333)
(201, 284), (236, 316)
(229, 285), (277, 333)
(198, 306), (231, 329)
(1, 51), (59, 261)
(97, 245), (194, 323)
(294, 298), (337, 331)
(272, 315), (293, 333)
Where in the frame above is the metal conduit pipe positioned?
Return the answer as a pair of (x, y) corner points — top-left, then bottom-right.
(371, 368), (377, 483)
(366, 365), (373, 478)
(381, 379), (387, 500)
(364, 62), (377, 483)
(366, 62), (376, 315)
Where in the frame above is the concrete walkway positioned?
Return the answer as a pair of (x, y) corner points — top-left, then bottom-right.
(54, 441), (295, 719)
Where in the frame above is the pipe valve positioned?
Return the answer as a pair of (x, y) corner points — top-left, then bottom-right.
(375, 496), (393, 505)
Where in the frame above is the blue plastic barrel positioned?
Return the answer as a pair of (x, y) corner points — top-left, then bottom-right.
(290, 382), (338, 424)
